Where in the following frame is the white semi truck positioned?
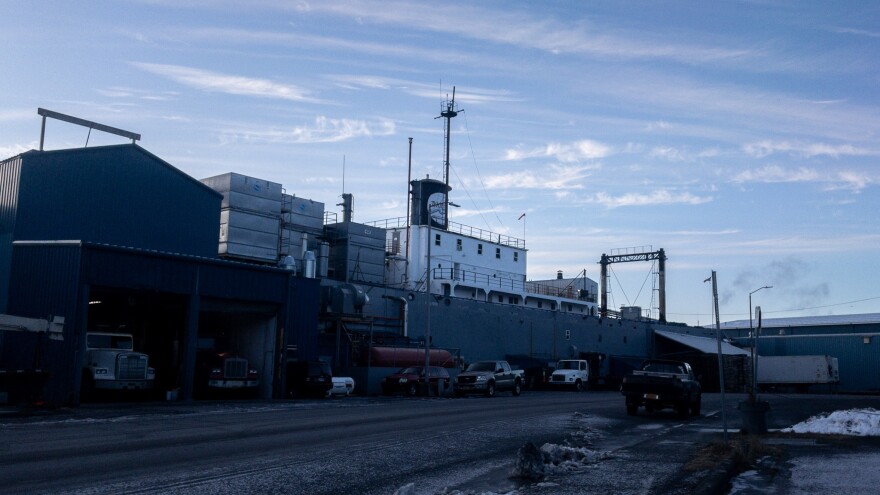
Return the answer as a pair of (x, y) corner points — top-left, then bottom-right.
(82, 332), (155, 394)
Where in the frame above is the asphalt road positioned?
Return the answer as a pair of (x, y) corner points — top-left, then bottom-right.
(1, 391), (878, 495)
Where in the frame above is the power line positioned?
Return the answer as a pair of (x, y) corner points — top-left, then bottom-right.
(461, 110), (503, 230)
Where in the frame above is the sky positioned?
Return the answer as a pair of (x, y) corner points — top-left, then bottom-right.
(2, 1), (879, 326)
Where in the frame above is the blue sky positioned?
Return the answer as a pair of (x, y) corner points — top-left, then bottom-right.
(2, 1), (879, 326)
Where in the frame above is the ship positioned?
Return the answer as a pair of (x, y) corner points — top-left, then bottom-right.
(277, 90), (726, 394)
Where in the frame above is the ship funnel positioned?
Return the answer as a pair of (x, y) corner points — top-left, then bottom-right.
(557, 270), (563, 279)
(339, 193), (353, 223)
(410, 178), (451, 229)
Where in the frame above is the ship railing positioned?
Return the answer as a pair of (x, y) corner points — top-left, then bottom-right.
(367, 217), (525, 249)
(367, 217), (408, 229)
(431, 268), (597, 302)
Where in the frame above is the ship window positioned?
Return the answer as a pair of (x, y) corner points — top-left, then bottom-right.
(537, 301), (542, 308)
(435, 233), (441, 246)
(478, 244), (483, 255)
(456, 239), (462, 251)
(495, 247), (501, 259)
(513, 252), (519, 262)
(551, 302), (557, 310)
(498, 295), (503, 303)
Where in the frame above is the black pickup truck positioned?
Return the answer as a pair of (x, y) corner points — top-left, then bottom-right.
(621, 359), (701, 418)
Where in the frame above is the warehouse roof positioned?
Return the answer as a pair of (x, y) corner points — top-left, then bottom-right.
(655, 330), (750, 356)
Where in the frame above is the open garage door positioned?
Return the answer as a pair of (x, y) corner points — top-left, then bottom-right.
(198, 300), (279, 400)
(85, 288), (187, 401)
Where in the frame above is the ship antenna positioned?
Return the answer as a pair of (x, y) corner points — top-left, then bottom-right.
(435, 86), (462, 223)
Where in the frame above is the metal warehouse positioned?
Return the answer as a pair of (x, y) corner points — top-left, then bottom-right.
(0, 144), (319, 406)
(722, 314), (880, 393)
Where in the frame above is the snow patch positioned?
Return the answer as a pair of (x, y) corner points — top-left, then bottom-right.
(782, 408), (880, 436)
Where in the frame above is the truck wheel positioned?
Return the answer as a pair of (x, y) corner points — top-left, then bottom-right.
(512, 379), (522, 396)
(626, 403), (638, 416)
(575, 380), (584, 392)
(676, 402), (689, 418)
(80, 373), (95, 402)
(485, 382), (496, 398)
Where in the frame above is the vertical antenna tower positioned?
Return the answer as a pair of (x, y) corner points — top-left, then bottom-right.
(436, 86), (461, 223)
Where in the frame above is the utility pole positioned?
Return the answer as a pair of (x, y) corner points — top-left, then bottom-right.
(706, 270), (728, 443)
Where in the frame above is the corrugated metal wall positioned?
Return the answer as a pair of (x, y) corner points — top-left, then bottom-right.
(5, 241), (321, 404)
(756, 331), (880, 393)
(325, 222), (387, 284)
(5, 242), (84, 405)
(15, 145), (221, 258)
(286, 277), (321, 360)
(726, 323), (880, 393)
(0, 155), (23, 313)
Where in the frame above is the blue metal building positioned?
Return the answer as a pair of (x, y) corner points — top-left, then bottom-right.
(722, 315), (880, 393)
(0, 144), (320, 406)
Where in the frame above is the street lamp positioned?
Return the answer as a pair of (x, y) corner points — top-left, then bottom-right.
(749, 285), (772, 398)
(423, 199), (459, 394)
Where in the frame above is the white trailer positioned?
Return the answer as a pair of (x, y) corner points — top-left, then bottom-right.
(757, 355), (839, 392)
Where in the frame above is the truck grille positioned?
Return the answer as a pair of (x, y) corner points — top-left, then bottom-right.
(117, 354), (148, 380)
(457, 375), (476, 384)
(551, 375), (565, 382)
(224, 358), (248, 379)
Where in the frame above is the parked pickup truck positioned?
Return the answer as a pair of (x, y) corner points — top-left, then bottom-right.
(549, 359), (590, 391)
(82, 332), (155, 395)
(621, 359), (701, 418)
(454, 360), (523, 397)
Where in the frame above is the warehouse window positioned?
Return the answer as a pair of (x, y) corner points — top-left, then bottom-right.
(435, 233), (441, 246)
(513, 252), (519, 262)
(495, 248), (501, 259)
(478, 243), (483, 255)
(456, 239), (462, 251)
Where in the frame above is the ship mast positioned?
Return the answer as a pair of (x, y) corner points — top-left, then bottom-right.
(436, 86), (461, 223)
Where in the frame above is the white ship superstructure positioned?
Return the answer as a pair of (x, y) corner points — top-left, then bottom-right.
(375, 178), (599, 317)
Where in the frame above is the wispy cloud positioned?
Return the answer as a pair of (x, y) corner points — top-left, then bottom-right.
(587, 190), (712, 209)
(743, 140), (873, 159)
(670, 229), (739, 236)
(830, 26), (880, 39)
(132, 62), (323, 103)
(0, 143), (36, 158)
(328, 75), (522, 104)
(732, 165), (876, 192)
(504, 140), (611, 162)
(97, 86), (180, 101)
(484, 164), (595, 189)
(732, 165), (820, 183)
(0, 109), (37, 121)
(222, 115), (395, 144)
(303, 1), (752, 64)
(826, 170), (876, 193)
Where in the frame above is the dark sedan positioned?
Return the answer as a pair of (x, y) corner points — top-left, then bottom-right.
(381, 366), (450, 396)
